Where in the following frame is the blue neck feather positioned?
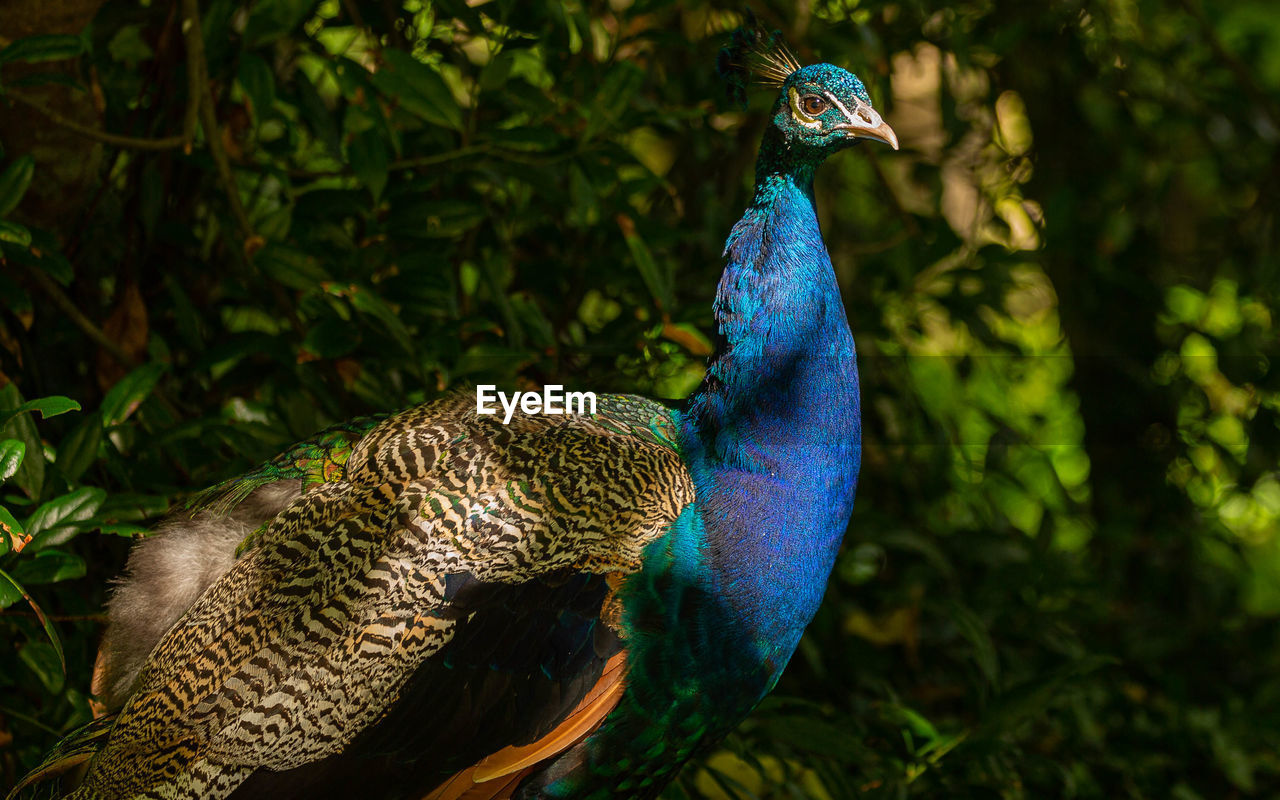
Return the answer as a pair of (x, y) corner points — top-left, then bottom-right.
(676, 131), (862, 683)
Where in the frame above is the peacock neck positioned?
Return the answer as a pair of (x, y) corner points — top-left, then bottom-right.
(675, 141), (862, 680)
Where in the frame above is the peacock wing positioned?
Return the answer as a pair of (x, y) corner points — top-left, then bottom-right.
(69, 393), (693, 800)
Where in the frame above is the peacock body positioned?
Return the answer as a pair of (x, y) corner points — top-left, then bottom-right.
(13, 25), (897, 800)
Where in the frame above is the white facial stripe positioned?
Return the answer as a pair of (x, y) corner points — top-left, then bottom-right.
(825, 91), (858, 124)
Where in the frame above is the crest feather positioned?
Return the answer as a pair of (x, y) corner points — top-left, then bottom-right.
(716, 10), (802, 107)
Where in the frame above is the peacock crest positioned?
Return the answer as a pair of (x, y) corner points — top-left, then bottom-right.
(716, 10), (803, 107)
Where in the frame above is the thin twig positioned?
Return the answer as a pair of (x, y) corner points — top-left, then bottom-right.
(3, 92), (185, 151)
(16, 262), (138, 370)
(341, 0), (368, 30)
(181, 0), (257, 250)
(180, 0), (204, 151)
(14, 261), (187, 419)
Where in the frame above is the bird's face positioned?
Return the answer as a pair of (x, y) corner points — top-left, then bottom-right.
(772, 64), (898, 155)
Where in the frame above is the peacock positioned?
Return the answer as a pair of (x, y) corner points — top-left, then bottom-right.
(12, 19), (897, 800)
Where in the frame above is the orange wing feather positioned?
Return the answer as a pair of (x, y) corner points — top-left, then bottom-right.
(422, 653), (628, 800)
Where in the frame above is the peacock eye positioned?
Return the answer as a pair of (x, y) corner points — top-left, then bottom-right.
(800, 95), (828, 116)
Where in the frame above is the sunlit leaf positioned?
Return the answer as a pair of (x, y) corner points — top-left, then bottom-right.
(0, 385), (45, 498)
(24, 487), (107, 549)
(0, 396), (80, 427)
(0, 438), (24, 482)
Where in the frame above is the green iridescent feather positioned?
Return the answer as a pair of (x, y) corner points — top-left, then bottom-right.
(188, 414), (389, 517)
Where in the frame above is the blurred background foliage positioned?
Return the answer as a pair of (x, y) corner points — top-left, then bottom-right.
(1, 0), (1278, 796)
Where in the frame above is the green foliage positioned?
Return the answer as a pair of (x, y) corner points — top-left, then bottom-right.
(1, 0), (1279, 797)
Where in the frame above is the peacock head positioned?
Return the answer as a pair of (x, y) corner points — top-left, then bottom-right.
(718, 15), (897, 166)
(770, 64), (897, 155)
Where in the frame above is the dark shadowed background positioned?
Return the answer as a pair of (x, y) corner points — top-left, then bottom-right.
(1, 0), (1278, 796)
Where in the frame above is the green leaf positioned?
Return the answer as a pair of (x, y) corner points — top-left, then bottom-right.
(0, 566), (22, 607)
(237, 52), (278, 122)
(257, 243), (332, 290)
(0, 154), (35, 217)
(0, 34), (85, 65)
(0, 504), (25, 555)
(347, 286), (413, 352)
(0, 395), (80, 428)
(371, 50), (462, 131)
(11, 550), (86, 586)
(244, 0), (319, 47)
(100, 364), (165, 427)
(0, 438), (24, 482)
(0, 395), (78, 433)
(24, 487), (106, 549)
(0, 385), (45, 498)
(617, 214), (673, 310)
(0, 219), (32, 247)
(107, 24), (153, 67)
(55, 412), (102, 483)
(349, 128), (389, 200)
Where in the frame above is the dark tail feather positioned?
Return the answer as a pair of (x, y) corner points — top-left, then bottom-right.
(6, 714), (117, 799)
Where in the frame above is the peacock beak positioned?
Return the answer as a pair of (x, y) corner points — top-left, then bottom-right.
(835, 100), (899, 150)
